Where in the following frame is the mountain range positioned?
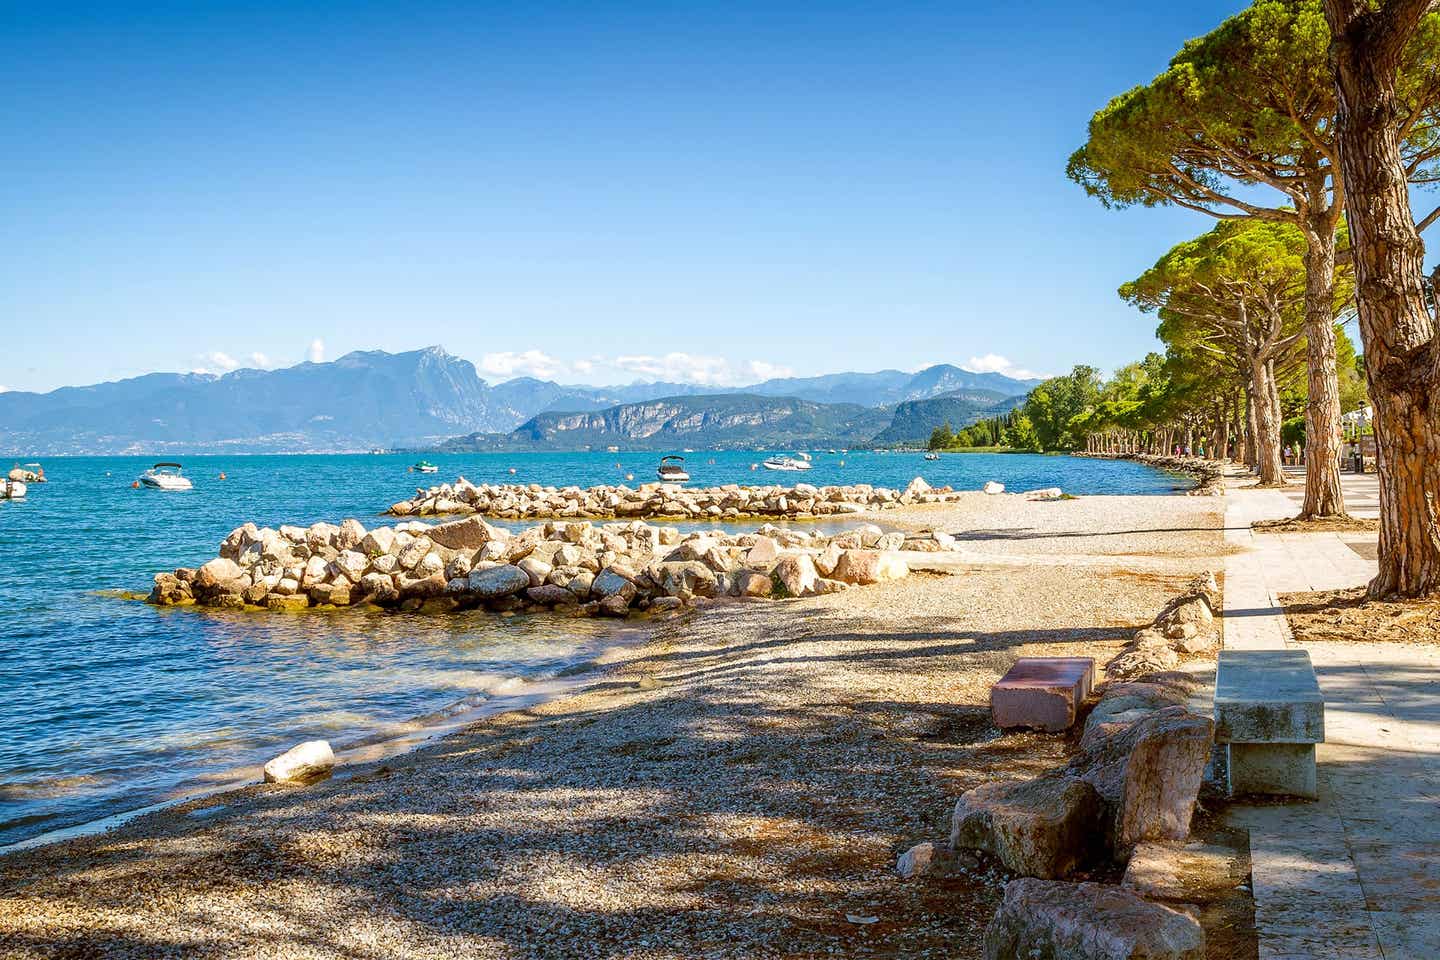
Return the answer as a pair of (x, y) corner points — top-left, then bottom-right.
(0, 347), (1038, 455)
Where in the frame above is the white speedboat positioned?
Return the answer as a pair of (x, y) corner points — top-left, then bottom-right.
(762, 452), (813, 472)
(657, 455), (690, 482)
(411, 460), (439, 473)
(138, 462), (193, 491)
(924, 452), (941, 461)
(1, 478), (26, 499)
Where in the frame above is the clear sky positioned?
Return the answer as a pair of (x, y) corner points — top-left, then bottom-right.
(2, 0), (1260, 393)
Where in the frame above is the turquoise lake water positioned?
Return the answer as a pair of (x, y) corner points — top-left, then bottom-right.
(0, 451), (1183, 847)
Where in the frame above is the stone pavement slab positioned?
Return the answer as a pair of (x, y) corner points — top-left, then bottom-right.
(1221, 469), (1440, 960)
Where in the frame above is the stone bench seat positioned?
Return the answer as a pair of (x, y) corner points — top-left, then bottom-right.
(991, 657), (1096, 732)
(1214, 649), (1324, 799)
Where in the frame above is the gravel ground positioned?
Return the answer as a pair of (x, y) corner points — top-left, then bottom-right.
(0, 494), (1227, 960)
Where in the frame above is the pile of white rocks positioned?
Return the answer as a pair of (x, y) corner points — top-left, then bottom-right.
(387, 476), (965, 520)
(148, 512), (964, 616)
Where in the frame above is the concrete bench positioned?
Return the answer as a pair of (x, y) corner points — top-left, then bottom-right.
(991, 657), (1095, 732)
(1214, 649), (1324, 799)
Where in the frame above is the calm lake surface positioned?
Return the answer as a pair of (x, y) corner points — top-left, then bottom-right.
(0, 451), (1182, 846)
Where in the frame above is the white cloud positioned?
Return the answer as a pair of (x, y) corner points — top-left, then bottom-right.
(480, 349), (566, 380)
(743, 360), (795, 382)
(962, 353), (1045, 381)
(0, 385), (10, 393)
(204, 351), (240, 372)
(307, 338), (325, 364)
(248, 352), (272, 369)
(571, 359), (594, 375)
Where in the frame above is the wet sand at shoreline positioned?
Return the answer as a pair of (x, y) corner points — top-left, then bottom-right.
(0, 493), (1226, 960)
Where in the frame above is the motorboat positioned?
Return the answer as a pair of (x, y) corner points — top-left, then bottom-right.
(1, 478), (25, 499)
(139, 463), (193, 491)
(657, 455), (690, 482)
(924, 452), (941, 461)
(762, 452), (813, 472)
(411, 461), (439, 473)
(8, 463), (45, 483)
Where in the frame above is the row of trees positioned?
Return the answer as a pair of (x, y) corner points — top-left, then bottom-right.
(927, 408), (1039, 451)
(1064, 0), (1440, 597)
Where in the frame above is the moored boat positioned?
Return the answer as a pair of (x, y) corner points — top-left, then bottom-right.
(138, 463), (193, 491)
(762, 452), (813, 472)
(411, 461), (439, 473)
(1, 478), (26, 499)
(657, 455), (690, 482)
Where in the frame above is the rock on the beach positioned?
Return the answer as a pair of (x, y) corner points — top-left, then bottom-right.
(1024, 487), (1063, 501)
(983, 480), (1006, 495)
(262, 740), (335, 785)
(467, 564), (531, 599)
(746, 536), (779, 565)
(773, 553), (818, 597)
(950, 774), (1103, 879)
(983, 878), (1204, 960)
(896, 841), (978, 879)
(1076, 706), (1213, 852)
(831, 549), (908, 585)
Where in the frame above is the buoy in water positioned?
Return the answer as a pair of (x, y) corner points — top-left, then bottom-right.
(625, 473), (634, 481)
(219, 472), (226, 480)
(132, 481), (140, 489)
(508, 467), (517, 475)
(750, 463), (758, 470)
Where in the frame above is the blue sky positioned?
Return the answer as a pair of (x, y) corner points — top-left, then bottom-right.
(2, 0), (1262, 393)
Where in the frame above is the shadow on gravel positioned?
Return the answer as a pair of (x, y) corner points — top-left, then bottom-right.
(0, 581), (1174, 960)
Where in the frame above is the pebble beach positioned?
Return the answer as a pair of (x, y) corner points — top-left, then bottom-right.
(0, 491), (1228, 959)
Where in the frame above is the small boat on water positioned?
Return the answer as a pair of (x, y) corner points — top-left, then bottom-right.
(657, 455), (690, 482)
(8, 463), (46, 483)
(1, 478), (26, 499)
(606, 445), (620, 453)
(762, 452), (813, 472)
(411, 461), (439, 473)
(138, 463), (193, 491)
(924, 452), (941, 461)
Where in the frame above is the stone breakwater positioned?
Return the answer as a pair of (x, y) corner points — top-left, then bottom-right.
(387, 476), (963, 520)
(1077, 453), (1225, 497)
(148, 512), (966, 617)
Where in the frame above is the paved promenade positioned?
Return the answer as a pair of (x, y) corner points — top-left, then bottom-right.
(1221, 468), (1440, 960)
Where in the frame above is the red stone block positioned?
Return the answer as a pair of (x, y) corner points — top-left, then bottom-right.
(990, 657), (1096, 732)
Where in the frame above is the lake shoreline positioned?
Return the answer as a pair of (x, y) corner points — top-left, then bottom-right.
(0, 491), (1229, 958)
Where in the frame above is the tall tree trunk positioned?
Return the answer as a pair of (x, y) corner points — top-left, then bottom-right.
(1299, 215), (1348, 517)
(1326, 0), (1440, 597)
(1244, 387), (1259, 469)
(1251, 357), (1286, 485)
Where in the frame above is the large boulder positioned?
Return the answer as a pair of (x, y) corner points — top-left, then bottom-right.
(773, 553), (819, 597)
(950, 774), (1103, 879)
(832, 549), (909, 585)
(467, 564), (530, 599)
(360, 526), (397, 556)
(427, 515), (503, 551)
(651, 560), (718, 599)
(263, 740), (335, 785)
(335, 518), (367, 551)
(1074, 706), (1213, 853)
(148, 573), (193, 606)
(194, 557), (244, 591)
(591, 567), (637, 601)
(983, 878), (1204, 960)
